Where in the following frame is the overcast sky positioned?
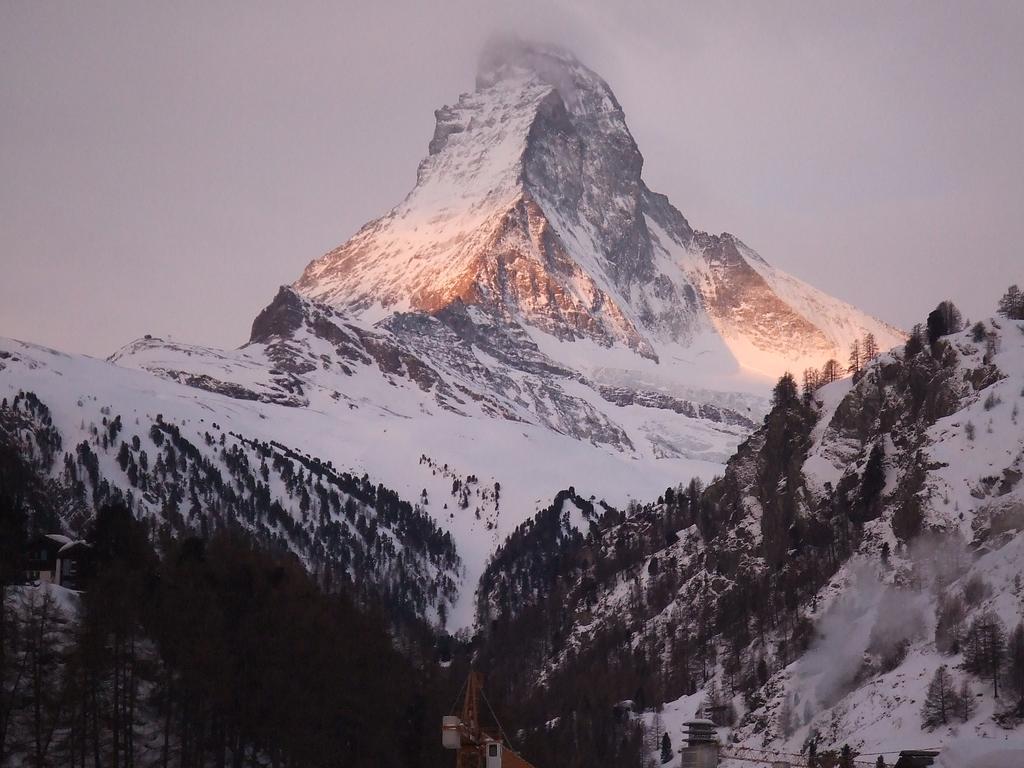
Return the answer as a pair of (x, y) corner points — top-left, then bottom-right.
(2, 1), (1021, 357)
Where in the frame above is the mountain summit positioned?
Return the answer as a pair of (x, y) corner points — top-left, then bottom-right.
(295, 38), (903, 378)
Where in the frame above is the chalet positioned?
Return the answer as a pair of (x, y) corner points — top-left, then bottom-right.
(23, 534), (69, 584)
(23, 534), (92, 590)
(56, 541), (92, 591)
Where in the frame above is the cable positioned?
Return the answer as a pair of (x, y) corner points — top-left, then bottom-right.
(449, 673), (469, 718)
(721, 745), (879, 767)
(479, 686), (517, 752)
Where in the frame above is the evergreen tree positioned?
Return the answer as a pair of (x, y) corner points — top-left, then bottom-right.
(772, 372), (800, 409)
(963, 611), (1007, 697)
(904, 324), (925, 357)
(956, 678), (976, 722)
(702, 678), (723, 724)
(1005, 622), (1024, 709)
(935, 594), (966, 655)
(997, 285), (1024, 320)
(862, 332), (879, 361)
(922, 665), (955, 728)
(859, 443), (885, 518)
(117, 440), (130, 472)
(0, 442), (33, 764)
(802, 368), (821, 402)
(927, 300), (962, 345)
(847, 340), (862, 374)
(660, 732), (672, 764)
(821, 359), (842, 384)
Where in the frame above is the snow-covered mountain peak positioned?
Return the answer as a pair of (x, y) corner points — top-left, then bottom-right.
(295, 41), (902, 382)
(475, 36), (620, 119)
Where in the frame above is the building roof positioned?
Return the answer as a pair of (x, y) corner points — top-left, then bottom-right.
(57, 540), (91, 557)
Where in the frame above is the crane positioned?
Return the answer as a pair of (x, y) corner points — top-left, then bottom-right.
(442, 671), (537, 768)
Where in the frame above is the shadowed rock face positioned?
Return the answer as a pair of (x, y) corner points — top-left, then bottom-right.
(250, 286), (307, 343)
(597, 385), (756, 429)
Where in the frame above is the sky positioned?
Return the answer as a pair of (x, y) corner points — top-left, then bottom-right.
(1, 1), (1022, 357)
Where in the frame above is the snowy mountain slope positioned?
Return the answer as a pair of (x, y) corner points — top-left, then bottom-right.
(295, 38), (904, 383)
(108, 287), (757, 624)
(1, 328), (728, 627)
(0, 337), (462, 622)
(472, 313), (1024, 764)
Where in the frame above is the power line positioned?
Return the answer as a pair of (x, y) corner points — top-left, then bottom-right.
(721, 745), (877, 767)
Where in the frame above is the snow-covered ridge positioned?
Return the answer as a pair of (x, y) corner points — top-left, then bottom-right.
(3, 280), (742, 626)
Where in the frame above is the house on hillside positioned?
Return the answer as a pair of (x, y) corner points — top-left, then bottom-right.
(23, 534), (92, 590)
(55, 541), (92, 590)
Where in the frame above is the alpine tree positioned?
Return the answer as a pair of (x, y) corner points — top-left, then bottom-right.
(957, 679), (976, 722)
(904, 324), (925, 357)
(963, 611), (1007, 697)
(935, 594), (966, 655)
(660, 732), (672, 764)
(997, 285), (1024, 320)
(1006, 622), (1024, 710)
(802, 368), (821, 402)
(0, 442), (36, 765)
(772, 372), (800, 410)
(921, 665), (955, 728)
(926, 300), (962, 345)
(847, 340), (862, 374)
(859, 443), (885, 519)
(821, 358), (842, 385)
(862, 332), (879, 361)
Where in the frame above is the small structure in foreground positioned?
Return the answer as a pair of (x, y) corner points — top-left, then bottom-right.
(680, 719), (719, 768)
(23, 534), (92, 590)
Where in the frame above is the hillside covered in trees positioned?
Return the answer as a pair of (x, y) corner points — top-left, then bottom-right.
(470, 290), (1024, 764)
(0, 454), (464, 767)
